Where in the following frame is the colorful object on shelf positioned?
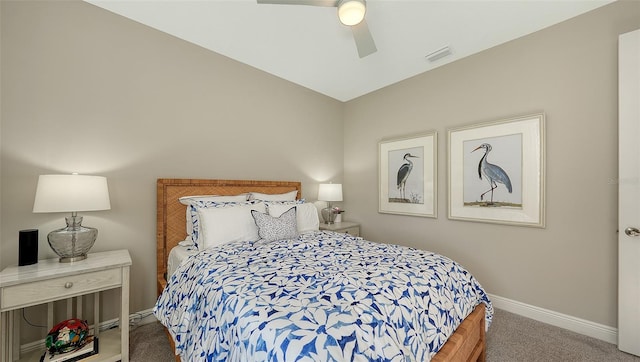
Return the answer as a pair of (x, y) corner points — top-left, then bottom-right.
(45, 318), (89, 355)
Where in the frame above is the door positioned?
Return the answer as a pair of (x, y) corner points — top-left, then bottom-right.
(618, 28), (640, 356)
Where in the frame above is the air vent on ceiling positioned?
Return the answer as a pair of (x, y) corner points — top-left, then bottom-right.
(425, 46), (452, 63)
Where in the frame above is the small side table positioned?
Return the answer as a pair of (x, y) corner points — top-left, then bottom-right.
(319, 221), (360, 237)
(0, 249), (131, 362)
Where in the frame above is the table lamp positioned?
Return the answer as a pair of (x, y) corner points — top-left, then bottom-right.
(318, 183), (342, 224)
(33, 174), (111, 262)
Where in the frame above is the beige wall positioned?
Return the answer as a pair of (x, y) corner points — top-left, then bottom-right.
(344, 0), (640, 327)
(0, 0), (343, 339)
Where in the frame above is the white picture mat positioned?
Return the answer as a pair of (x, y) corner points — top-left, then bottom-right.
(379, 132), (437, 217)
(448, 114), (545, 227)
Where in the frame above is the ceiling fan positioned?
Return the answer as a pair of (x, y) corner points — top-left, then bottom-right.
(256, 0), (377, 58)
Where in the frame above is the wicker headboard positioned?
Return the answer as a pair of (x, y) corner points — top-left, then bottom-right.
(156, 178), (302, 295)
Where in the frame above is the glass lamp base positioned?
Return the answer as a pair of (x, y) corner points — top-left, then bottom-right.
(48, 215), (97, 263)
(321, 207), (337, 224)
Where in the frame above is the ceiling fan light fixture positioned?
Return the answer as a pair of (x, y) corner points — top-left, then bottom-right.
(338, 0), (366, 26)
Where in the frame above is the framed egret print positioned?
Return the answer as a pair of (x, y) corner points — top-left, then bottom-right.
(448, 113), (545, 227)
(379, 131), (437, 218)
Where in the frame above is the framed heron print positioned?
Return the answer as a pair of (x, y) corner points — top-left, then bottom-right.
(447, 113), (545, 227)
(379, 131), (437, 218)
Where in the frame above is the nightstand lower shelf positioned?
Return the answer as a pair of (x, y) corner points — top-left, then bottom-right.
(17, 328), (122, 362)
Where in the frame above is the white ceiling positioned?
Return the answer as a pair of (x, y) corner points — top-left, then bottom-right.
(86, 0), (613, 102)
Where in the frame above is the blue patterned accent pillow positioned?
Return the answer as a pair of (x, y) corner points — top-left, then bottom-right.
(251, 207), (298, 242)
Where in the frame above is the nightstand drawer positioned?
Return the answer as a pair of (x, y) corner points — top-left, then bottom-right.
(319, 222), (361, 237)
(340, 226), (360, 237)
(1, 268), (121, 310)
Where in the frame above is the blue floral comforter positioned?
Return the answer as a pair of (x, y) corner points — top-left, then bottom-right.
(154, 231), (492, 362)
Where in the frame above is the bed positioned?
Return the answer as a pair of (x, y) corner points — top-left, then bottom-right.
(154, 178), (492, 362)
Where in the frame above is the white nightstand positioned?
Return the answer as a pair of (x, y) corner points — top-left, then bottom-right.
(319, 221), (360, 237)
(0, 249), (131, 362)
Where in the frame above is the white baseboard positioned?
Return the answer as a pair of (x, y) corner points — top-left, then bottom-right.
(20, 308), (158, 355)
(488, 293), (617, 344)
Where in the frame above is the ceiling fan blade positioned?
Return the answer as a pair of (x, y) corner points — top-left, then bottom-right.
(256, 0), (338, 7)
(351, 19), (377, 58)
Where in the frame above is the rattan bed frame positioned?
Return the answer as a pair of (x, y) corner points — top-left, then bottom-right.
(156, 178), (486, 362)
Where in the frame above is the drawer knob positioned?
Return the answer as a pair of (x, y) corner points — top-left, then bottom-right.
(64, 282), (73, 289)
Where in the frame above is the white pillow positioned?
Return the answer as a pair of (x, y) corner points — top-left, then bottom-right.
(198, 202), (266, 249)
(268, 203), (319, 233)
(250, 190), (298, 201)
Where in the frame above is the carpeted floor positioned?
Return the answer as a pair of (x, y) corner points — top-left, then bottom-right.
(129, 320), (174, 362)
(130, 308), (640, 361)
(485, 309), (639, 362)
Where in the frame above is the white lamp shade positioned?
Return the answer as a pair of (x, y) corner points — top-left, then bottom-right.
(338, 0), (366, 26)
(318, 183), (343, 202)
(33, 174), (111, 213)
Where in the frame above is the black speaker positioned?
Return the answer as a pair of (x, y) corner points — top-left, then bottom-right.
(18, 229), (38, 266)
